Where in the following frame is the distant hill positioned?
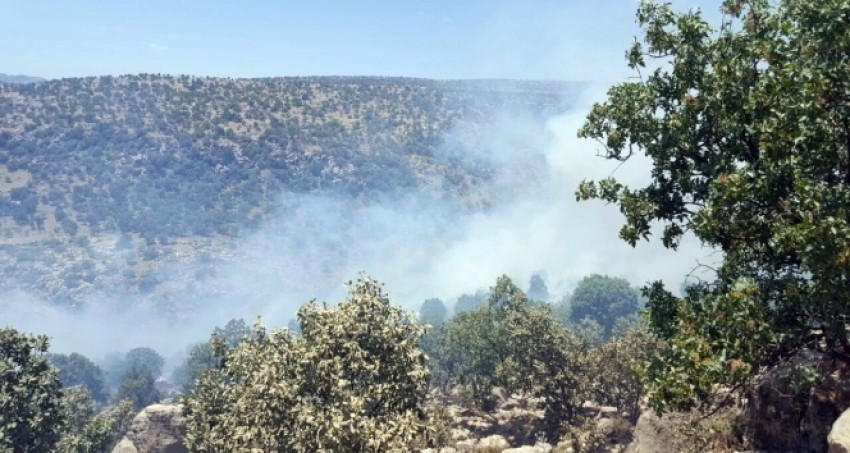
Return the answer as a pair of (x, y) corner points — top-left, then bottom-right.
(0, 73), (45, 84)
(0, 74), (578, 305)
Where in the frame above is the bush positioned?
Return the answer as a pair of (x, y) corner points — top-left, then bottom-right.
(183, 276), (431, 452)
(440, 276), (593, 440)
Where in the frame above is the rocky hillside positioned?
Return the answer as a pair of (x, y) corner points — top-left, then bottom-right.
(0, 75), (576, 306)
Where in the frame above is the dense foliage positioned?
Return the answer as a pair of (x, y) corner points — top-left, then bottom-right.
(122, 347), (165, 378)
(419, 298), (448, 327)
(115, 364), (161, 411)
(578, 0), (850, 410)
(48, 353), (109, 403)
(1, 328), (132, 452)
(567, 274), (641, 339)
(56, 387), (134, 453)
(183, 277), (431, 452)
(0, 327), (64, 451)
(414, 275), (658, 443)
(172, 319), (252, 392)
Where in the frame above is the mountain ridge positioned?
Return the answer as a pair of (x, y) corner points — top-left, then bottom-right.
(0, 73), (46, 84)
(0, 74), (578, 306)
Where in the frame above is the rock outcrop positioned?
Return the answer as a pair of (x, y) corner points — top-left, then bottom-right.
(830, 408), (850, 453)
(111, 404), (188, 453)
(627, 411), (682, 453)
(746, 351), (850, 452)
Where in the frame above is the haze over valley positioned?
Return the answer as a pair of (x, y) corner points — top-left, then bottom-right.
(0, 74), (710, 356)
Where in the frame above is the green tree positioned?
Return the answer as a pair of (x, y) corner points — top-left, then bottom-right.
(48, 353), (109, 403)
(568, 274), (640, 339)
(453, 290), (489, 314)
(578, 0), (850, 410)
(0, 327), (64, 452)
(419, 298), (447, 327)
(123, 347), (164, 377)
(441, 276), (593, 440)
(171, 343), (216, 394)
(443, 277), (531, 396)
(183, 277), (431, 452)
(172, 319), (252, 393)
(115, 364), (160, 411)
(212, 318), (251, 346)
(56, 386), (134, 453)
(527, 273), (550, 302)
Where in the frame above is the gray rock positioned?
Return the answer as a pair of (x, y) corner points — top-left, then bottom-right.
(599, 406), (619, 417)
(830, 409), (850, 453)
(456, 438), (479, 451)
(476, 434), (511, 451)
(627, 411), (681, 453)
(111, 404), (187, 453)
(503, 442), (553, 452)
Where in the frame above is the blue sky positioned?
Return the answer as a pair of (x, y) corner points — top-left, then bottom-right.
(1, 0), (722, 81)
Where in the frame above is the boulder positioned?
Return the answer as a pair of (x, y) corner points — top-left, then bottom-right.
(599, 406), (619, 417)
(503, 442), (553, 452)
(476, 434), (511, 452)
(111, 404), (187, 453)
(830, 409), (850, 453)
(746, 350), (850, 452)
(627, 411), (681, 453)
(456, 438), (479, 451)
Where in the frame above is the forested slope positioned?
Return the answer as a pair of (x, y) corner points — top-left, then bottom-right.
(0, 75), (575, 304)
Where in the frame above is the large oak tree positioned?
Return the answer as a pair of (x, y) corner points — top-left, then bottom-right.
(579, 0), (850, 410)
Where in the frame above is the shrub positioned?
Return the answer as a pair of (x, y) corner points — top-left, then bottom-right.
(183, 276), (431, 452)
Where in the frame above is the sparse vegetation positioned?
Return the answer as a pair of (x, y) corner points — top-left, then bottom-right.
(0, 76), (574, 306)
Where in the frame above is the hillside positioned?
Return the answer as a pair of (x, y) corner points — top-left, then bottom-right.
(0, 75), (576, 306)
(0, 73), (45, 84)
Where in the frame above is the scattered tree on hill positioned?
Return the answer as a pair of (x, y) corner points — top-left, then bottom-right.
(48, 352), (109, 403)
(0, 327), (64, 451)
(568, 274), (640, 340)
(99, 352), (127, 391)
(443, 277), (532, 396)
(183, 277), (431, 452)
(578, 0), (850, 410)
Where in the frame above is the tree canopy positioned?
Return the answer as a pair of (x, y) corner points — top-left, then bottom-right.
(0, 327), (64, 451)
(183, 277), (431, 452)
(123, 347), (165, 378)
(568, 274), (640, 339)
(419, 298), (448, 327)
(527, 273), (550, 302)
(578, 0), (850, 410)
(115, 364), (161, 411)
(48, 353), (109, 403)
